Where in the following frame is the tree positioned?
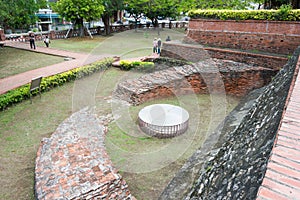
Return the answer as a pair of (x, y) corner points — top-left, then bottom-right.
(101, 0), (124, 35)
(0, 0), (47, 31)
(263, 0), (300, 8)
(55, 0), (104, 37)
(124, 0), (147, 27)
(144, 0), (181, 27)
(125, 0), (181, 28)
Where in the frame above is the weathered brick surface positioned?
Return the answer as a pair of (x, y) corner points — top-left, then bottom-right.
(161, 42), (287, 71)
(115, 58), (276, 105)
(186, 19), (300, 55)
(35, 108), (133, 200)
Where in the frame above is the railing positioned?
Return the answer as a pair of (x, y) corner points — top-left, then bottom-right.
(4, 21), (188, 41)
(138, 117), (189, 138)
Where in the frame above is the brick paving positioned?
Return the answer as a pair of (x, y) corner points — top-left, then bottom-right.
(257, 55), (300, 199)
(0, 41), (113, 94)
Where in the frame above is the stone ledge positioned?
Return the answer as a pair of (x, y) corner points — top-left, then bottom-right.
(35, 108), (133, 199)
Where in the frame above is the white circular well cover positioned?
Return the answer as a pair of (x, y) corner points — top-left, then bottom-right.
(138, 104), (189, 126)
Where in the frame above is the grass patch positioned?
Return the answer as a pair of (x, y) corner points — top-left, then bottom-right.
(0, 82), (74, 199)
(105, 94), (240, 200)
(36, 36), (107, 53)
(0, 47), (64, 79)
(0, 28), (241, 200)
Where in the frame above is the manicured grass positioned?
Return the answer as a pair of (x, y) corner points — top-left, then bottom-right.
(0, 47), (64, 79)
(105, 94), (240, 200)
(0, 82), (73, 199)
(0, 28), (241, 200)
(36, 35), (107, 53)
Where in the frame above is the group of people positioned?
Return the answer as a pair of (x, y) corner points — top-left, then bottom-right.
(152, 38), (162, 54)
(28, 32), (51, 49)
(152, 36), (171, 54)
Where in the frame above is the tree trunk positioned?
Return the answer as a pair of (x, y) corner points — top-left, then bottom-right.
(102, 14), (111, 36)
(79, 18), (85, 37)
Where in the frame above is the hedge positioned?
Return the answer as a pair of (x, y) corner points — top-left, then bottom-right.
(119, 60), (155, 71)
(188, 8), (300, 21)
(0, 58), (113, 111)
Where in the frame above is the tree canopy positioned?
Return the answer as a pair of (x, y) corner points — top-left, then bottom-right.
(55, 0), (105, 36)
(101, 0), (124, 35)
(125, 0), (181, 27)
(0, 0), (47, 31)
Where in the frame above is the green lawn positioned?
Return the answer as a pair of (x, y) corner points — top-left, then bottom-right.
(0, 47), (64, 79)
(0, 28), (241, 200)
(36, 36), (107, 53)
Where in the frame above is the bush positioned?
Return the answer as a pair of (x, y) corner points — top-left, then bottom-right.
(0, 58), (113, 111)
(188, 8), (300, 21)
(119, 60), (155, 71)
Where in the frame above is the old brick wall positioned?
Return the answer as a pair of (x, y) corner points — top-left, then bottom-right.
(161, 42), (287, 71)
(186, 19), (300, 55)
(35, 108), (133, 200)
(115, 59), (276, 105)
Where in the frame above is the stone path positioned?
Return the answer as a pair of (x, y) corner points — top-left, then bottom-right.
(0, 41), (113, 94)
(256, 53), (300, 199)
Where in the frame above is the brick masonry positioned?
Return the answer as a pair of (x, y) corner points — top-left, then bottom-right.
(115, 58), (276, 105)
(35, 108), (134, 200)
(256, 47), (300, 200)
(161, 41), (287, 71)
(186, 19), (300, 55)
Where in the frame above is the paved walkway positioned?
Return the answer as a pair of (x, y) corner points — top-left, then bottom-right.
(0, 41), (113, 94)
(257, 55), (300, 199)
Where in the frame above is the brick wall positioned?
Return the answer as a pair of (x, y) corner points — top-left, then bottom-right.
(115, 59), (277, 105)
(35, 108), (133, 200)
(161, 42), (287, 71)
(186, 19), (300, 55)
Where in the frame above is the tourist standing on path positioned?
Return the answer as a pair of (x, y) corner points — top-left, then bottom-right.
(157, 38), (162, 54)
(29, 31), (36, 49)
(153, 38), (158, 53)
(44, 36), (50, 47)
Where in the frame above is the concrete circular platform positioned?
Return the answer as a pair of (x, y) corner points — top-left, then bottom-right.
(138, 104), (189, 138)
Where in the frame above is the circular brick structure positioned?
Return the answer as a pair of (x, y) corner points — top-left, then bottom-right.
(138, 104), (189, 138)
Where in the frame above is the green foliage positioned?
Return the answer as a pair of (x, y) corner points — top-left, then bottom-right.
(0, 59), (113, 111)
(125, 0), (180, 26)
(55, 0), (104, 22)
(101, 0), (124, 35)
(54, 0), (104, 36)
(179, 0), (252, 11)
(188, 9), (300, 21)
(119, 60), (155, 71)
(0, 0), (47, 30)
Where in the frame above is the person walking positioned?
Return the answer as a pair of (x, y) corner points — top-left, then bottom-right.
(157, 38), (162, 54)
(153, 38), (158, 54)
(44, 35), (50, 47)
(29, 31), (36, 49)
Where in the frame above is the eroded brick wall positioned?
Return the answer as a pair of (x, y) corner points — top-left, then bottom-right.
(35, 108), (133, 200)
(186, 19), (300, 55)
(115, 59), (277, 105)
(161, 42), (287, 71)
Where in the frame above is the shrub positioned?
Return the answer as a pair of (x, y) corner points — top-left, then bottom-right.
(0, 58), (113, 111)
(119, 60), (155, 71)
(188, 9), (300, 21)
